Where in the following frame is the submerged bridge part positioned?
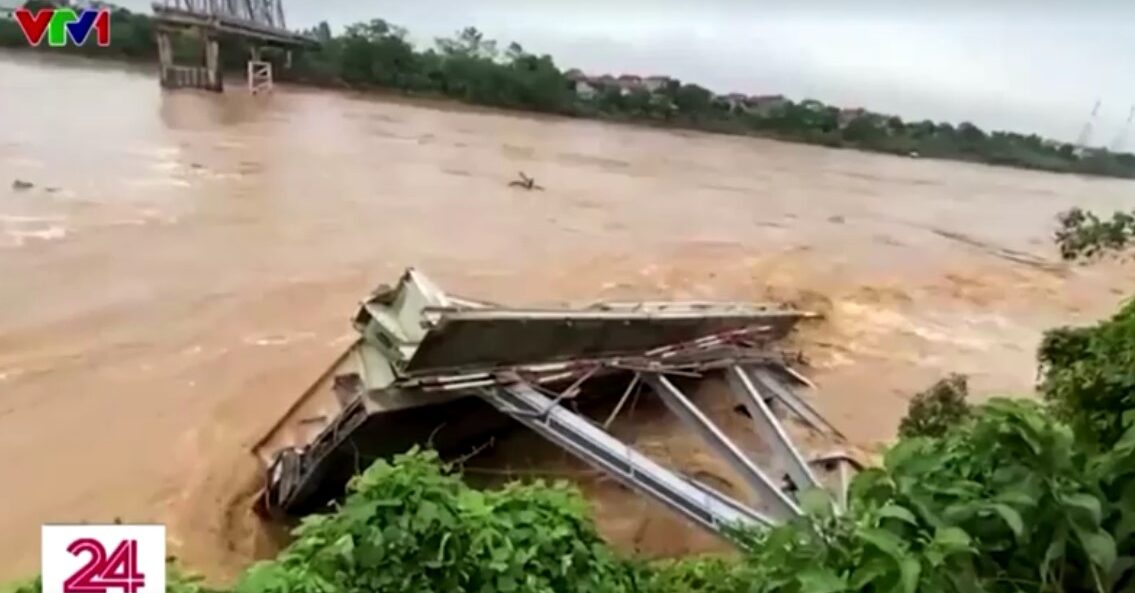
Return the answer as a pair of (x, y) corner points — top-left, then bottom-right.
(253, 268), (854, 543)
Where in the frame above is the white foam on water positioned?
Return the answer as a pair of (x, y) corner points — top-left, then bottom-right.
(125, 177), (192, 189)
(243, 332), (316, 347)
(1, 216), (69, 247)
(328, 333), (356, 346)
(0, 368), (24, 382)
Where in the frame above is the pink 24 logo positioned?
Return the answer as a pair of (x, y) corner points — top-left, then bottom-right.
(41, 525), (165, 593)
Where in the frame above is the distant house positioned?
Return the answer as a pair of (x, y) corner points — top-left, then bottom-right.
(643, 75), (672, 93)
(564, 69), (599, 100)
(616, 74), (644, 96)
(744, 94), (789, 116)
(574, 80), (599, 100)
(799, 99), (826, 112)
(714, 93), (748, 112)
(617, 74), (643, 86)
(837, 107), (868, 128)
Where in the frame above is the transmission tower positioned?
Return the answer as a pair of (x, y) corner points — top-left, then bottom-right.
(1110, 104), (1134, 153)
(1076, 99), (1102, 150)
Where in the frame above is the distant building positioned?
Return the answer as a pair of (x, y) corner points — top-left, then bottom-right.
(837, 107), (868, 128)
(616, 74), (643, 96)
(714, 93), (749, 112)
(0, 5), (16, 20)
(592, 74), (618, 88)
(643, 75), (672, 93)
(574, 80), (598, 100)
(799, 99), (826, 112)
(564, 69), (599, 100)
(744, 94), (789, 116)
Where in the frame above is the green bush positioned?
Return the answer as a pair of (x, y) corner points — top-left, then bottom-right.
(236, 447), (635, 593)
(1054, 208), (1135, 261)
(1040, 298), (1135, 448)
(898, 374), (972, 439)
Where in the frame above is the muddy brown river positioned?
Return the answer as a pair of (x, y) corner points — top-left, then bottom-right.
(1, 53), (1133, 582)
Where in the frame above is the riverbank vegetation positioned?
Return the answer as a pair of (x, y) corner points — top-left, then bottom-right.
(4, 296), (1134, 593)
(3, 2), (1135, 179)
(1055, 207), (1135, 261)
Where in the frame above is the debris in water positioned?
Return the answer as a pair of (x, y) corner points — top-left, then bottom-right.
(11, 179), (33, 190)
(508, 171), (544, 191)
(253, 268), (846, 542)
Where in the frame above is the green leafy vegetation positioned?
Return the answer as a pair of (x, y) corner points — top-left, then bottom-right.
(1054, 207), (1135, 261)
(898, 373), (972, 439)
(3, 3), (1135, 179)
(1040, 298), (1135, 448)
(234, 448), (637, 593)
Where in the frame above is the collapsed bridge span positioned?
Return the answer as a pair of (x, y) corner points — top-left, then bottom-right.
(253, 268), (856, 541)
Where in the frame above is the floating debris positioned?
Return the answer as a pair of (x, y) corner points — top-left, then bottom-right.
(508, 171), (544, 191)
(11, 179), (33, 190)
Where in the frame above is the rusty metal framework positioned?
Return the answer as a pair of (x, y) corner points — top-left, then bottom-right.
(156, 0), (286, 30)
(251, 269), (859, 542)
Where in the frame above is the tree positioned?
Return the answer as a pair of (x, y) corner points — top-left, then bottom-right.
(909, 120), (936, 138)
(436, 27), (497, 60)
(672, 83), (713, 120)
(898, 374), (972, 438)
(886, 116), (906, 135)
(623, 88), (653, 117)
(958, 121), (987, 144)
(842, 115), (884, 145)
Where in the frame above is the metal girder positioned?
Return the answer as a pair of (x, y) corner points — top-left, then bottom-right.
(479, 382), (772, 537)
(725, 365), (820, 493)
(158, 0), (286, 28)
(642, 373), (801, 520)
(749, 366), (844, 438)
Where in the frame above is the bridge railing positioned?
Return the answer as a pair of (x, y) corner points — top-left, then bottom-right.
(158, 0), (287, 30)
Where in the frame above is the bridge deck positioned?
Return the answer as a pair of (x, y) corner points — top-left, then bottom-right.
(150, 4), (318, 47)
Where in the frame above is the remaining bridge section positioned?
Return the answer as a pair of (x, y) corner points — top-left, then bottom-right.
(150, 0), (318, 93)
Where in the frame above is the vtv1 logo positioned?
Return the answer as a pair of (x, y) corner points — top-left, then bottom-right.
(14, 7), (111, 48)
(42, 525), (165, 593)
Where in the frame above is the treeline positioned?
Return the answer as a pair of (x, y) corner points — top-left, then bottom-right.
(3, 3), (1135, 179)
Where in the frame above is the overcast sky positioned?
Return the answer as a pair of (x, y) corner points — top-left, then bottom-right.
(126, 1), (1135, 145)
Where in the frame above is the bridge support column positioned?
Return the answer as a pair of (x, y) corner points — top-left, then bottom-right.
(156, 31), (174, 88)
(203, 33), (222, 92)
(247, 46), (273, 95)
(155, 27), (224, 93)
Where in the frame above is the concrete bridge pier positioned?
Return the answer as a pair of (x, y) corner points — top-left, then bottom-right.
(203, 32), (222, 91)
(156, 28), (223, 92)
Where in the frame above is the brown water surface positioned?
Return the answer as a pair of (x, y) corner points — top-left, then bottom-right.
(1, 53), (1133, 581)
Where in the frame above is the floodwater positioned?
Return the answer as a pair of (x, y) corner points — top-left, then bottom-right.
(1, 52), (1133, 581)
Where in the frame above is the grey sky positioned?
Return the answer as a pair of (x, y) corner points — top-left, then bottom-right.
(125, 1), (1135, 145)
